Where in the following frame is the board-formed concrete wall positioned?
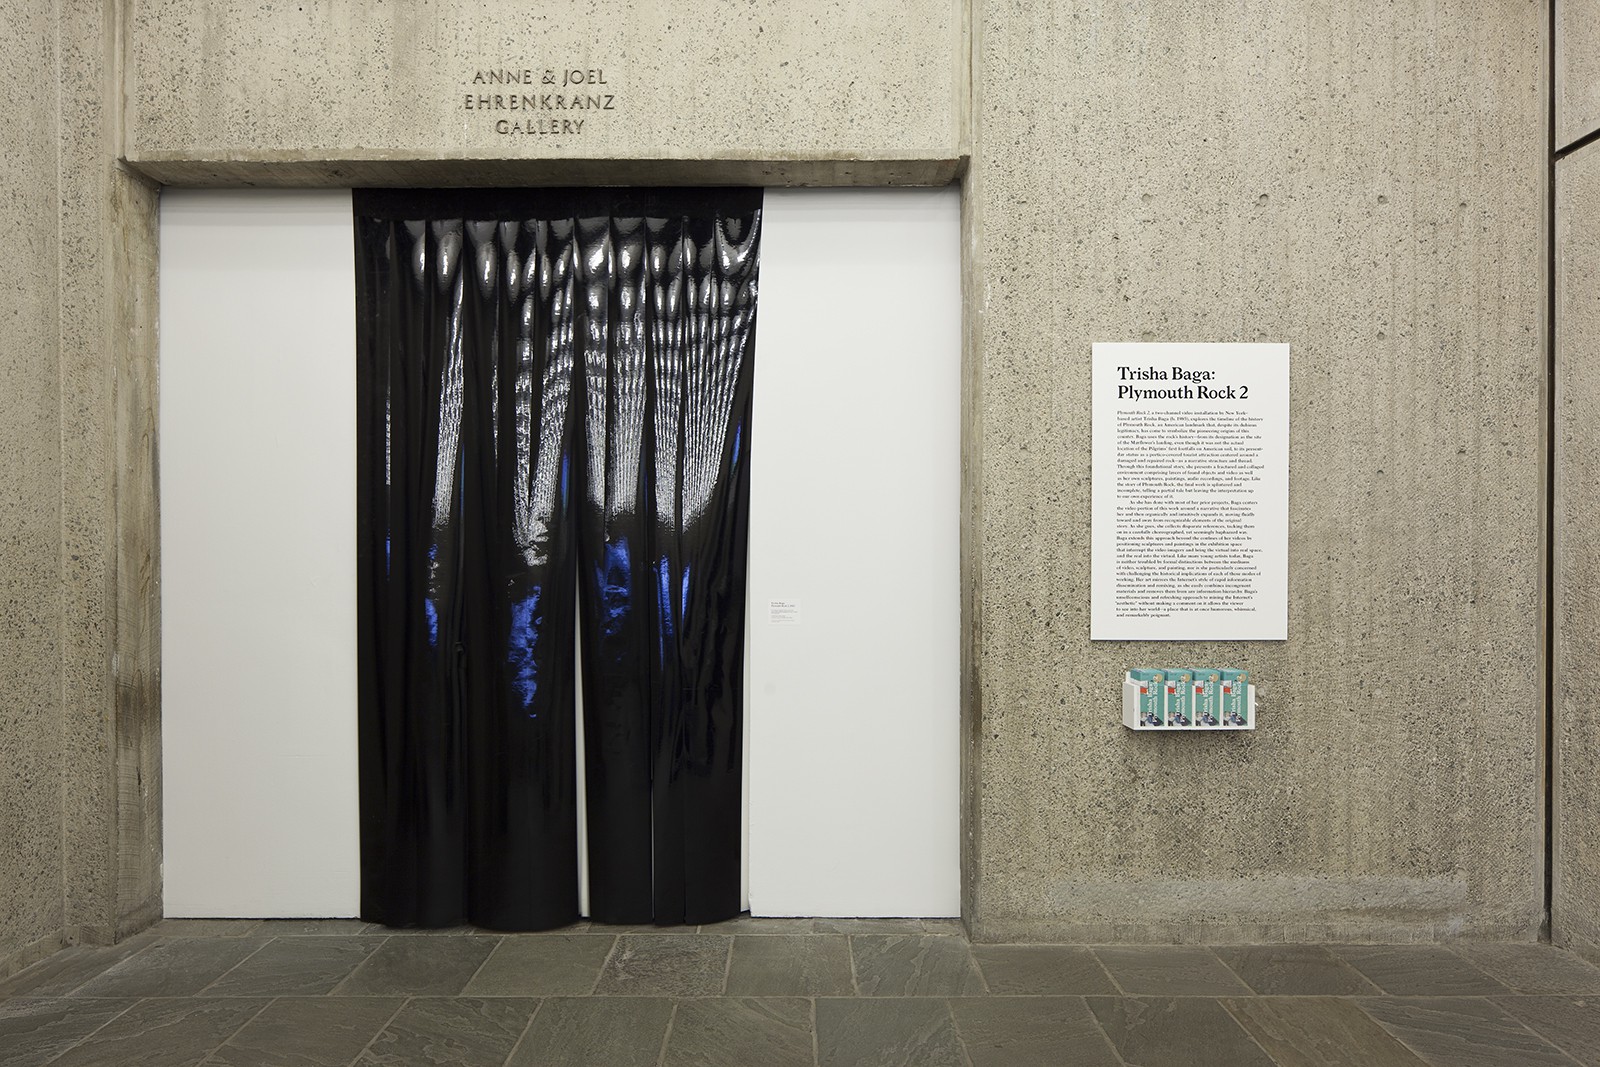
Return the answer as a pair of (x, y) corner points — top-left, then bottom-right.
(0, 0), (165, 979)
(964, 0), (1547, 941)
(0, 0), (66, 976)
(1559, 0), (1600, 147)
(0, 0), (1559, 961)
(124, 0), (966, 186)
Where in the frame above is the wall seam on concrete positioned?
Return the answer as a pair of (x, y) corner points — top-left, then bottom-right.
(957, 0), (982, 937)
(1545, 0), (1559, 944)
(1556, 125), (1600, 161)
(52, 0), (69, 954)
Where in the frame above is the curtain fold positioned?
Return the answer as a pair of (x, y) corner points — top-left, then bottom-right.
(355, 189), (759, 930)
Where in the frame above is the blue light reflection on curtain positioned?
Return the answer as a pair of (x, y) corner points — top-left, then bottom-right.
(356, 188), (759, 930)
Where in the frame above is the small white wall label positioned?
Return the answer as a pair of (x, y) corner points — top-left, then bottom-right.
(767, 599), (803, 625)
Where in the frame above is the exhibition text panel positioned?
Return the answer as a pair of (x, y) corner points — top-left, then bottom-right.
(1090, 342), (1288, 641)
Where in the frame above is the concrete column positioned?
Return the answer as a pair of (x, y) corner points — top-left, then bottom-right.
(0, 0), (67, 978)
(1553, 0), (1600, 959)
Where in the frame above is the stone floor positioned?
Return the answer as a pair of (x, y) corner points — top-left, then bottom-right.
(3, 919), (1600, 1066)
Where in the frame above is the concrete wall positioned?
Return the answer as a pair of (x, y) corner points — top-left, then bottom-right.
(0, 0), (1562, 961)
(1559, 0), (1600, 149)
(964, 0), (1547, 941)
(0, 0), (66, 975)
(123, 0), (966, 186)
(1554, 0), (1600, 958)
(1555, 142), (1600, 958)
(57, 0), (162, 953)
(0, 0), (163, 979)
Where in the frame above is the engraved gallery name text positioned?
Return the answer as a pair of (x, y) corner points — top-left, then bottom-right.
(464, 68), (616, 135)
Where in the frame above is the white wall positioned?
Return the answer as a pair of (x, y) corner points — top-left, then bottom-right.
(160, 187), (960, 918)
(749, 189), (961, 916)
(161, 190), (360, 916)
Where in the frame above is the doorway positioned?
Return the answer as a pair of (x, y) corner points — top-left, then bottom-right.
(159, 187), (961, 919)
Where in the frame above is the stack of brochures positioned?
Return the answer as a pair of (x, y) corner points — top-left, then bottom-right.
(1122, 669), (1255, 730)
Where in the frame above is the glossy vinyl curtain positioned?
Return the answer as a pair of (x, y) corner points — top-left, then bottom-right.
(355, 188), (760, 930)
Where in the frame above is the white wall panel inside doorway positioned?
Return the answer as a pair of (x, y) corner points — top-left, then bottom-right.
(160, 187), (960, 919)
(161, 191), (360, 917)
(749, 189), (960, 916)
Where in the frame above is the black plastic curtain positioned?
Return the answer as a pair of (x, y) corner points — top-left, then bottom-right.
(355, 188), (760, 930)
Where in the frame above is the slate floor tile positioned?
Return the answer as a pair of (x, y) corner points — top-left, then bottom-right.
(815, 997), (965, 1067)
(508, 921), (591, 935)
(1495, 995), (1600, 1063)
(151, 921), (265, 940)
(726, 935), (854, 996)
(1214, 944), (1379, 995)
(593, 935), (730, 996)
(971, 945), (1119, 995)
(664, 997), (814, 1067)
(1222, 996), (1431, 1066)
(335, 937), (500, 997)
(1085, 996), (1277, 1067)
(207, 996), (403, 1067)
(354, 997), (537, 1067)
(1332, 946), (1511, 996)
(201, 938), (377, 997)
(813, 919), (935, 937)
(72, 939), (270, 999)
(698, 915), (825, 936)
(250, 920), (372, 938)
(850, 935), (986, 997)
(1453, 943), (1600, 994)
(949, 996), (1122, 1067)
(1091, 946), (1251, 996)
(505, 997), (673, 1067)
(19, 929), (1600, 1067)
(462, 935), (615, 997)
(45, 997), (269, 1067)
(0, 940), (157, 998)
(1357, 996), (1581, 1066)
(0, 997), (136, 1067)
(364, 927), (501, 938)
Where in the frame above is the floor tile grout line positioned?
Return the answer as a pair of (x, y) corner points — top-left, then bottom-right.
(1078, 997), (1132, 1067)
(1435, 943), (1519, 992)
(194, 936), (276, 997)
(51, 936), (174, 999)
(329, 934), (393, 997)
(809, 996), (819, 1067)
(1213, 996), (1287, 1067)
(1086, 947), (1131, 997)
(499, 995), (545, 1067)
(457, 934), (507, 995)
(943, 996), (977, 1067)
(1350, 998), (1465, 1067)
(1481, 996), (1591, 1065)
(0, 940), (131, 999)
(1209, 947), (1263, 997)
(1349, 994), (1576, 1067)
(970, 947), (991, 995)
(45, 988), (1600, 1000)
(33, 995), (143, 1067)
(655, 1000), (679, 1067)
(196, 992), (277, 1062)
(588, 935), (621, 995)
(347, 994), (413, 1066)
